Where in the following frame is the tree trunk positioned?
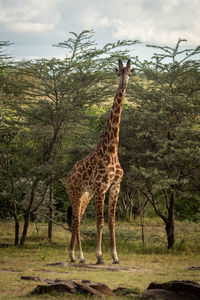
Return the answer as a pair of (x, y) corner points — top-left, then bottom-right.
(138, 196), (145, 250)
(166, 220), (175, 249)
(165, 192), (175, 249)
(20, 214), (30, 246)
(14, 216), (19, 246)
(48, 182), (53, 240)
(140, 213), (145, 250)
(10, 178), (20, 246)
(143, 189), (175, 250)
(19, 179), (39, 246)
(13, 204), (20, 246)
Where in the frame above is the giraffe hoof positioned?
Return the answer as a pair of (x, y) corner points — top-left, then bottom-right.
(112, 260), (120, 264)
(70, 259), (76, 263)
(96, 257), (104, 265)
(79, 259), (85, 264)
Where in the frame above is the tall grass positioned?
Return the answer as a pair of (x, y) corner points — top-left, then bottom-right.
(0, 218), (199, 255)
(80, 218), (200, 255)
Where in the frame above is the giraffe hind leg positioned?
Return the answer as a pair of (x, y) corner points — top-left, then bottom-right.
(69, 191), (92, 264)
(77, 192), (92, 263)
(80, 192), (92, 220)
(95, 192), (106, 265)
(108, 182), (120, 264)
(68, 190), (82, 263)
(69, 209), (79, 263)
(69, 226), (76, 262)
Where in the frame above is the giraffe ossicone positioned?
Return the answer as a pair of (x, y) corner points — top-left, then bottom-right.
(67, 59), (134, 264)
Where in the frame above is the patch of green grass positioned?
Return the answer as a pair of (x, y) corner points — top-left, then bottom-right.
(0, 220), (200, 299)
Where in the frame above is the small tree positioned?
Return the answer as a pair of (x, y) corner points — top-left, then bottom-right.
(120, 39), (200, 249)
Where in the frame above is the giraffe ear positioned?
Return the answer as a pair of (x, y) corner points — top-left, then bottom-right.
(118, 59), (123, 70)
(126, 59), (131, 69)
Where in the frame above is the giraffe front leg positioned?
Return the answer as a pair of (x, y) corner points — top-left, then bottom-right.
(95, 193), (105, 265)
(108, 183), (120, 264)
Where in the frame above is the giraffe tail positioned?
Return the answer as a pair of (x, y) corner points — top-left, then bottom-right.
(67, 206), (73, 229)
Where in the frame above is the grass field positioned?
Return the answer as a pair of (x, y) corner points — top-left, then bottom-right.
(0, 219), (200, 299)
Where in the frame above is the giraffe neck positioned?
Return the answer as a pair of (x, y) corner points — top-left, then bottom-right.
(98, 84), (127, 155)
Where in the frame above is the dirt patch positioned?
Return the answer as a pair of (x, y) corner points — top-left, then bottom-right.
(69, 263), (137, 272)
(0, 268), (22, 273)
(37, 268), (69, 274)
(45, 262), (138, 272)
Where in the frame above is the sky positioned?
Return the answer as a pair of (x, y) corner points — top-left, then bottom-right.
(0, 0), (200, 61)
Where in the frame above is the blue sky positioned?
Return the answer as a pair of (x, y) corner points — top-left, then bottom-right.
(0, 0), (200, 60)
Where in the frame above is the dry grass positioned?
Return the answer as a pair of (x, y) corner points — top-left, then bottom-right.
(0, 220), (200, 299)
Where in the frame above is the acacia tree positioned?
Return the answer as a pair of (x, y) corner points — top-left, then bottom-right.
(120, 39), (200, 249)
(1, 31), (137, 246)
(0, 41), (24, 245)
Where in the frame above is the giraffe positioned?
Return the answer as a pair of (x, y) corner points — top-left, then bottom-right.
(67, 59), (134, 264)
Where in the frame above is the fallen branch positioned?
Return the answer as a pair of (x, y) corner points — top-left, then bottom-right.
(34, 212), (70, 232)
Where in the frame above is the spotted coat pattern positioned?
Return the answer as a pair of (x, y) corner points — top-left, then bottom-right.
(67, 60), (134, 264)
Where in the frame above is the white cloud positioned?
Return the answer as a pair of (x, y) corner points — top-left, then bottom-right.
(113, 0), (200, 45)
(78, 0), (200, 45)
(1, 0), (199, 44)
(0, 0), (199, 59)
(0, 0), (61, 33)
(77, 7), (111, 29)
(7, 22), (55, 33)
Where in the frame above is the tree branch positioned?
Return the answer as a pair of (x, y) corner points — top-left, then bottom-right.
(162, 189), (169, 210)
(141, 188), (167, 224)
(34, 212), (70, 232)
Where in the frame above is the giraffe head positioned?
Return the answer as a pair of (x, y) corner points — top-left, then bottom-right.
(115, 59), (134, 86)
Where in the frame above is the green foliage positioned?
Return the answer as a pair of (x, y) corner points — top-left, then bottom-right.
(119, 40), (200, 248)
(175, 197), (200, 222)
(0, 31), (138, 245)
(121, 38), (200, 211)
(53, 180), (69, 222)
